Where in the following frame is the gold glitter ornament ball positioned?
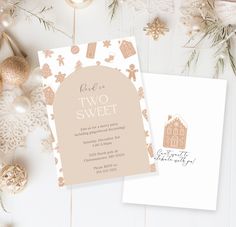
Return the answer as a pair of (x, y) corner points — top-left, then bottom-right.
(0, 163), (28, 194)
(0, 56), (30, 86)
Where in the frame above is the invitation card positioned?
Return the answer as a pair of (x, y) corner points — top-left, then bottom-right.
(38, 37), (155, 186)
(123, 74), (227, 210)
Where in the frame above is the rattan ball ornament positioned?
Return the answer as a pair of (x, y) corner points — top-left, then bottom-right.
(0, 163), (28, 194)
(0, 79), (2, 93)
(0, 56), (30, 86)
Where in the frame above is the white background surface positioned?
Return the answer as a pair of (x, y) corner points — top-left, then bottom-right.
(0, 0), (236, 226)
(123, 75), (227, 210)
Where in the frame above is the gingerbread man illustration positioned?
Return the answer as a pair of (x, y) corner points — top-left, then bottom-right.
(55, 72), (65, 83)
(44, 49), (53, 58)
(126, 64), (138, 82)
(57, 55), (64, 66)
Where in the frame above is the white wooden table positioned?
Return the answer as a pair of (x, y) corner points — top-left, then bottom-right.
(0, 0), (236, 226)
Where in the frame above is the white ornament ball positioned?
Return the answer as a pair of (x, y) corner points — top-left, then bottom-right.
(192, 25), (200, 32)
(0, 13), (13, 28)
(30, 67), (43, 86)
(65, 0), (93, 9)
(0, 0), (8, 12)
(12, 96), (31, 114)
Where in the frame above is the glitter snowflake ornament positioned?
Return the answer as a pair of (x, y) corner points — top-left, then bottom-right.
(143, 17), (169, 40)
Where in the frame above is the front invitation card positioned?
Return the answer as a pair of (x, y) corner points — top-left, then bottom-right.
(38, 37), (156, 186)
(123, 74), (227, 210)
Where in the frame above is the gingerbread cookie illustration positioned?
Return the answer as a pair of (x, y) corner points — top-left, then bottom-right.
(55, 72), (65, 83)
(86, 42), (97, 59)
(150, 163), (156, 172)
(163, 115), (187, 149)
(58, 177), (65, 187)
(71, 45), (80, 54)
(75, 60), (82, 69)
(142, 109), (148, 121)
(147, 144), (154, 157)
(43, 86), (55, 105)
(126, 64), (138, 82)
(105, 54), (115, 63)
(120, 40), (136, 58)
(44, 49), (53, 58)
(103, 40), (111, 48)
(145, 130), (149, 137)
(41, 64), (52, 78)
(57, 55), (64, 66)
(138, 87), (144, 99)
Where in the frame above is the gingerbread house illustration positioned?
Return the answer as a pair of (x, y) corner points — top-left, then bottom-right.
(120, 40), (136, 59)
(163, 115), (187, 149)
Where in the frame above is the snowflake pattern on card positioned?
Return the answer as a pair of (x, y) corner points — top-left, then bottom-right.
(38, 37), (156, 186)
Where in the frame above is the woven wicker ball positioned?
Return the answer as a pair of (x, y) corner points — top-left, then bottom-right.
(0, 56), (30, 86)
(0, 79), (2, 93)
(0, 163), (28, 194)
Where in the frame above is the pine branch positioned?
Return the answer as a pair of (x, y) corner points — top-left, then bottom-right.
(182, 2), (236, 78)
(0, 191), (8, 213)
(38, 6), (53, 14)
(9, 2), (72, 39)
(182, 49), (199, 74)
(214, 57), (225, 78)
(228, 46), (236, 76)
(108, 0), (119, 21)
